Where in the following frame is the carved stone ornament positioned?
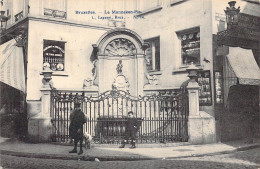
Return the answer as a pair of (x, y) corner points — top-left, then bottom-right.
(145, 73), (159, 86)
(83, 78), (93, 88)
(112, 60), (130, 91)
(112, 75), (130, 91)
(83, 60), (98, 88)
(104, 38), (136, 56)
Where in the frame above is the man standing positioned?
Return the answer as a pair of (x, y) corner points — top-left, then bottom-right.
(69, 102), (86, 155)
(119, 111), (138, 149)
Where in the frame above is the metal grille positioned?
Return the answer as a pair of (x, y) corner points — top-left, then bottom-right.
(50, 89), (189, 143)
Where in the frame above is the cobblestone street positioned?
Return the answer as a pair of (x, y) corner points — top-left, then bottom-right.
(1, 148), (259, 169)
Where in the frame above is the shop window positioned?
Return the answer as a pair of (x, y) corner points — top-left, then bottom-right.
(43, 40), (65, 71)
(145, 37), (160, 71)
(178, 30), (200, 65)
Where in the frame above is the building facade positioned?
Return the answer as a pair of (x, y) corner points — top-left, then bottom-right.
(132, 0), (260, 141)
(0, 0), (259, 143)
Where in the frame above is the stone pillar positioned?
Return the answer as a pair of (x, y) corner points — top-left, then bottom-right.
(28, 68), (53, 142)
(186, 63), (216, 144)
(136, 55), (145, 97)
(98, 56), (105, 94)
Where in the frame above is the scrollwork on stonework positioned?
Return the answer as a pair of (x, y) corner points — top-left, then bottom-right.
(104, 38), (136, 56)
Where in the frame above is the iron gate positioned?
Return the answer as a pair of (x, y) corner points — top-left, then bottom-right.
(50, 89), (189, 143)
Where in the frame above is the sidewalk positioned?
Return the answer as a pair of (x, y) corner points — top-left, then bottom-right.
(0, 137), (259, 161)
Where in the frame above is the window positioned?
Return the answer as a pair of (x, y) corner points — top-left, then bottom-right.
(145, 37), (160, 71)
(43, 40), (65, 71)
(178, 29), (200, 65)
(44, 0), (67, 19)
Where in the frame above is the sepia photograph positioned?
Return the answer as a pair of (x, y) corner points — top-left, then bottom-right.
(0, 0), (259, 168)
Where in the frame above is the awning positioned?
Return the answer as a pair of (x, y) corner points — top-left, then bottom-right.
(227, 47), (260, 85)
(0, 39), (25, 92)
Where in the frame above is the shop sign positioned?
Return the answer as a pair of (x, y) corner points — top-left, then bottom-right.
(43, 40), (65, 71)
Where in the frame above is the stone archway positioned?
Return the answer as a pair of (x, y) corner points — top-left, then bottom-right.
(92, 28), (148, 97)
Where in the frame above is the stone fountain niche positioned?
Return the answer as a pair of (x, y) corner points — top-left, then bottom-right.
(92, 28), (148, 97)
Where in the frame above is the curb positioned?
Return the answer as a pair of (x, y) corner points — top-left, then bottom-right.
(0, 149), (153, 161)
(236, 144), (260, 151)
(1, 143), (259, 161)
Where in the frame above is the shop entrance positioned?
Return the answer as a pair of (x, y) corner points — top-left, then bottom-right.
(222, 85), (260, 141)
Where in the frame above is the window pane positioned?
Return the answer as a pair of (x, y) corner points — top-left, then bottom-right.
(180, 32), (200, 65)
(145, 37), (160, 71)
(145, 41), (153, 71)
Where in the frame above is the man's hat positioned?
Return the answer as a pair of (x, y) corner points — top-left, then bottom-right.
(128, 111), (134, 115)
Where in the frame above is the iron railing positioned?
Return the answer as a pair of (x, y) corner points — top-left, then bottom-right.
(15, 11), (23, 22)
(50, 89), (189, 144)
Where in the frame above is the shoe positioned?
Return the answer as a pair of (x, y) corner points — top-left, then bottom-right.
(78, 149), (83, 155)
(119, 144), (125, 148)
(129, 145), (136, 149)
(69, 149), (77, 153)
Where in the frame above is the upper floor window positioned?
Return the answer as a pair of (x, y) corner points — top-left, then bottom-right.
(43, 40), (65, 71)
(145, 37), (160, 71)
(44, 0), (67, 19)
(178, 29), (200, 65)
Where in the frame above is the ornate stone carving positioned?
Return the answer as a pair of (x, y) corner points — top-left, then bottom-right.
(145, 73), (159, 86)
(83, 78), (93, 88)
(83, 60), (98, 88)
(112, 75), (130, 91)
(104, 38), (136, 56)
(112, 60), (129, 91)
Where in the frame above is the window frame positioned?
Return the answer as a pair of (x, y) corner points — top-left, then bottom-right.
(43, 39), (66, 72)
(144, 36), (160, 72)
(177, 27), (201, 66)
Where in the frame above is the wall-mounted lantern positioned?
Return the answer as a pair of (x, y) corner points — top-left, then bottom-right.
(0, 10), (10, 31)
(224, 1), (240, 30)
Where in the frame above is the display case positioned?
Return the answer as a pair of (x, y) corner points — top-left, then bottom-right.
(198, 70), (212, 106)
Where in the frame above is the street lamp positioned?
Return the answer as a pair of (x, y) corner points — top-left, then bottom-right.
(0, 10), (10, 31)
(224, 1), (240, 30)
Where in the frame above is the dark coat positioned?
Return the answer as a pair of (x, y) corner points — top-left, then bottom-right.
(125, 117), (138, 139)
(69, 109), (86, 140)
